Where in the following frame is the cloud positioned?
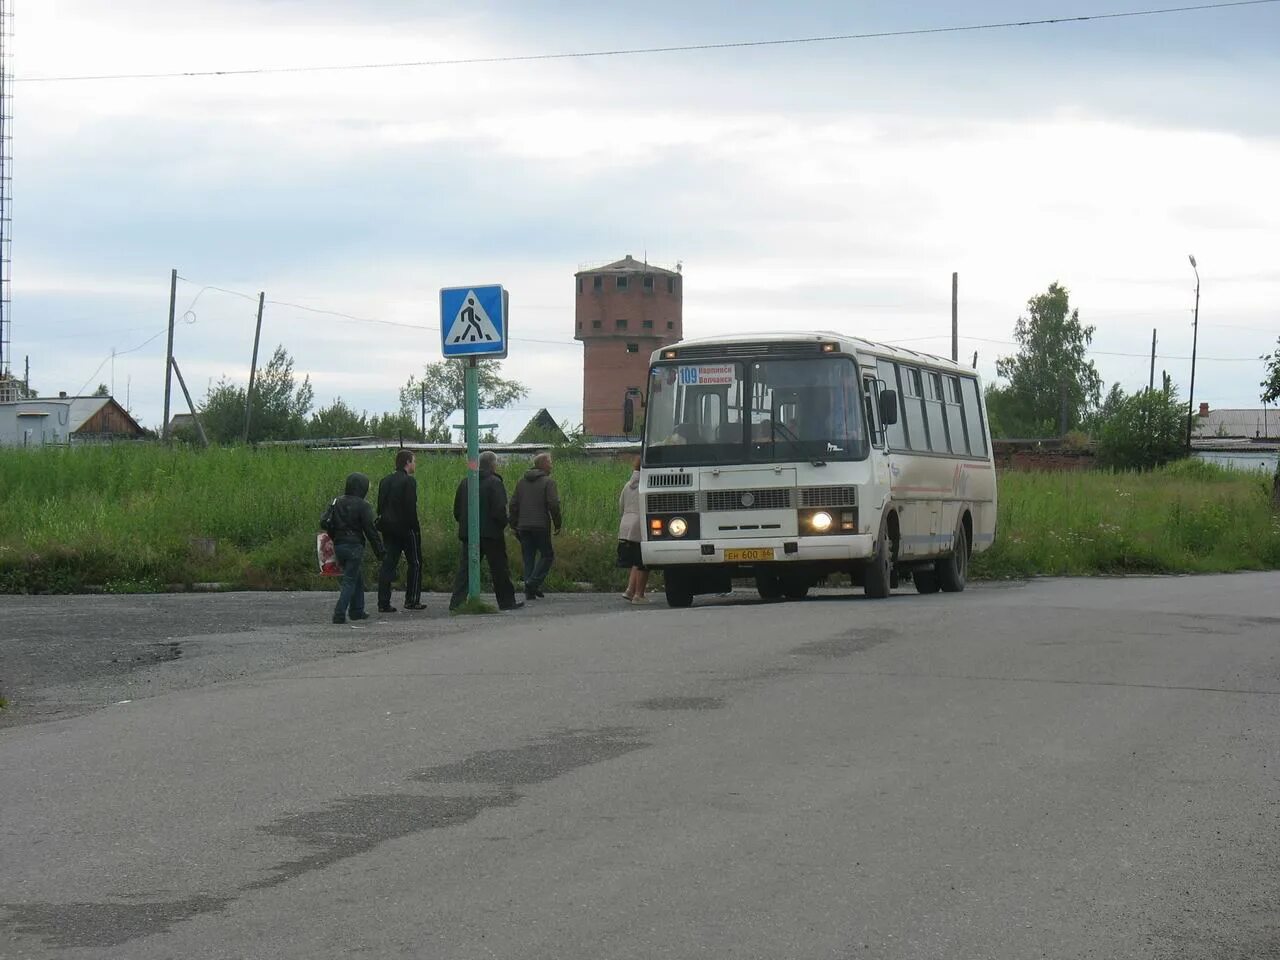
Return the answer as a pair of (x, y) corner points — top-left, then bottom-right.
(12, 1), (1280, 421)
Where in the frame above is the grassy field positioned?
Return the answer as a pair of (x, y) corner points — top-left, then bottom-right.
(0, 446), (1276, 594)
(972, 459), (1280, 578)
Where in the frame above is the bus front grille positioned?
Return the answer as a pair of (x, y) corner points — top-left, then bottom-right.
(705, 488), (794, 511)
(647, 492), (697, 513)
(647, 473), (693, 488)
(799, 485), (858, 507)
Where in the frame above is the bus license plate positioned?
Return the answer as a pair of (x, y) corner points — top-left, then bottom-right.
(724, 548), (776, 562)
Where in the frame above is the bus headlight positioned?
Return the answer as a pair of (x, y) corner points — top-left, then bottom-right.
(810, 511), (833, 532)
(668, 517), (689, 538)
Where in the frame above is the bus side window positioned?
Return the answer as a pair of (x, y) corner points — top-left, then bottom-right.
(944, 375), (970, 455)
(876, 358), (907, 449)
(862, 378), (882, 447)
(960, 377), (988, 456)
(899, 365), (929, 452)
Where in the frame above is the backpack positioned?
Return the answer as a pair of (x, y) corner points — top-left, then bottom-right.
(319, 497), (339, 535)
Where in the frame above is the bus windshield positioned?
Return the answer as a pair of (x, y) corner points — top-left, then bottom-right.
(644, 356), (869, 466)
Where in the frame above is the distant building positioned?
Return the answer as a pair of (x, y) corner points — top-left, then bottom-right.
(1192, 403), (1279, 441)
(443, 406), (580, 445)
(0, 394), (146, 447)
(575, 255), (682, 438)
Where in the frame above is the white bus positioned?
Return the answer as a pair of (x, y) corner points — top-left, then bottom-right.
(640, 332), (997, 607)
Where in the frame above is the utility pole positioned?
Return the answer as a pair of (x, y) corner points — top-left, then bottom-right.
(465, 358), (480, 600)
(243, 291), (265, 443)
(420, 381), (426, 437)
(161, 268), (177, 440)
(170, 357), (209, 447)
(1185, 255), (1201, 453)
(1148, 328), (1156, 393)
(951, 272), (958, 363)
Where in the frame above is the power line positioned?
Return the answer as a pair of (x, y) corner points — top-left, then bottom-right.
(892, 332), (1262, 362)
(17, 1), (1278, 84)
(74, 328), (167, 396)
(176, 276), (581, 348)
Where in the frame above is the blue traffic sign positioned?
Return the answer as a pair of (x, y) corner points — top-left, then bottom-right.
(440, 284), (508, 360)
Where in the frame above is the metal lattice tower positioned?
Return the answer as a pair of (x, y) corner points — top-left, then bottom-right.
(0, 0), (11, 380)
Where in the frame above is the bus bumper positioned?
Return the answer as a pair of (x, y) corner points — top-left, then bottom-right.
(642, 534), (876, 568)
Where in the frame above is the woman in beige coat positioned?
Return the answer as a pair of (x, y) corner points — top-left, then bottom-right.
(617, 457), (649, 603)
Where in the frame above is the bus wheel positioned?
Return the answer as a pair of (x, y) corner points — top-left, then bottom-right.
(938, 523), (969, 593)
(863, 515), (894, 599)
(664, 571), (695, 608)
(914, 569), (941, 594)
(755, 570), (784, 601)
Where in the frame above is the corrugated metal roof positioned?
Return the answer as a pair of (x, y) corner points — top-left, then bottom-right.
(1193, 408), (1279, 440)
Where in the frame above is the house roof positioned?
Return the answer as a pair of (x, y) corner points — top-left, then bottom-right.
(66, 396), (145, 435)
(575, 255), (680, 278)
(445, 406), (581, 444)
(1193, 408), (1280, 440)
(0, 395), (144, 435)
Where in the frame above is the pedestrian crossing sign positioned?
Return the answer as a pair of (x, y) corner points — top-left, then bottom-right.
(440, 284), (508, 359)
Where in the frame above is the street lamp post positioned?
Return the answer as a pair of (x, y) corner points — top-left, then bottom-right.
(1185, 254), (1200, 453)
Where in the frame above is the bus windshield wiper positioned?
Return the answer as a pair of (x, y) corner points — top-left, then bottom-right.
(772, 420), (826, 467)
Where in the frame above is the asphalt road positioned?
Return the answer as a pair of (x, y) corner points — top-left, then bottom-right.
(2, 574), (1279, 959)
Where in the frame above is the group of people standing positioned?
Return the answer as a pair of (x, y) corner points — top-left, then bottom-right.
(326, 449), (563, 623)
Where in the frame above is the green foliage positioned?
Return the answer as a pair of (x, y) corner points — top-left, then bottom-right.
(993, 283), (1103, 437)
(972, 461), (1280, 578)
(398, 361), (528, 441)
(1093, 374), (1186, 471)
(0, 446), (637, 594)
(2, 447), (1277, 594)
(367, 411), (423, 441)
(1261, 336), (1280, 405)
(309, 398), (369, 439)
(92, 383), (110, 397)
(200, 345), (315, 443)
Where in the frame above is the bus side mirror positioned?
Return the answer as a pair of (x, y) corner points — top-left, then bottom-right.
(623, 397), (636, 434)
(879, 390), (899, 426)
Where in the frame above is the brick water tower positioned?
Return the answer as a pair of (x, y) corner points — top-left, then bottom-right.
(575, 255), (683, 438)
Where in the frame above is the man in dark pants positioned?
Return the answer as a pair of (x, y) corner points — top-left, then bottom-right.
(450, 451), (523, 611)
(329, 472), (385, 625)
(508, 451), (562, 601)
(376, 449), (424, 612)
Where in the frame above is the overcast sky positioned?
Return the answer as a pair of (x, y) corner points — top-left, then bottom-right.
(13, 0), (1280, 428)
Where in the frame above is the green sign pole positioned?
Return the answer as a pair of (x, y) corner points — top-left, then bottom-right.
(465, 358), (481, 600)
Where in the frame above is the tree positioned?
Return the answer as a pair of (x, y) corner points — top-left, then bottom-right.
(1261, 337), (1280, 405)
(367, 411), (423, 441)
(994, 283), (1103, 437)
(199, 345), (314, 443)
(92, 383), (110, 397)
(309, 398), (369, 439)
(398, 361), (528, 442)
(1094, 374), (1186, 471)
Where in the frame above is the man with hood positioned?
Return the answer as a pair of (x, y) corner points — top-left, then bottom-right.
(329, 472), (385, 624)
(376, 449), (424, 613)
(508, 451), (562, 600)
(450, 450), (522, 611)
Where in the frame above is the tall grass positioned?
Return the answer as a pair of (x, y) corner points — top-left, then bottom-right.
(972, 459), (1280, 578)
(0, 447), (1276, 592)
(0, 446), (631, 593)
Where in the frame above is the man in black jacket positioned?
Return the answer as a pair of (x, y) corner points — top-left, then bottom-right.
(330, 472), (385, 624)
(376, 449), (424, 612)
(509, 451), (562, 600)
(450, 451), (522, 611)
